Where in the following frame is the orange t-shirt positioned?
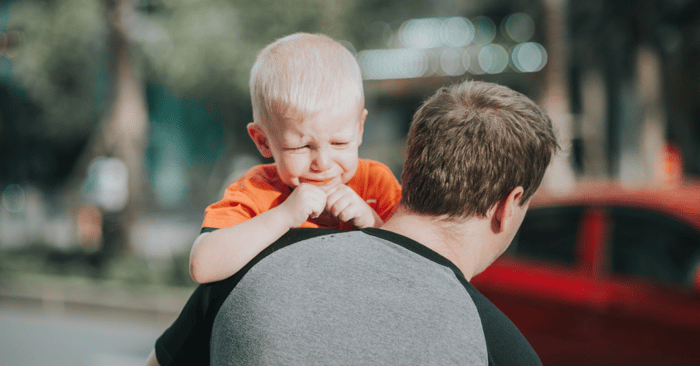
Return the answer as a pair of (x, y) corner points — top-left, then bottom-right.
(202, 159), (402, 231)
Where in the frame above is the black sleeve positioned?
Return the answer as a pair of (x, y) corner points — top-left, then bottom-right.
(464, 284), (543, 366)
(155, 284), (213, 366)
(155, 226), (218, 365)
(155, 279), (245, 366)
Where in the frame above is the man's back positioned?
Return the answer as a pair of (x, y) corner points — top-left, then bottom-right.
(209, 229), (487, 365)
(155, 228), (541, 365)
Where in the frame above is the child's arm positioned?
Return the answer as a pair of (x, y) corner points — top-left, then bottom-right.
(325, 184), (383, 229)
(189, 183), (328, 284)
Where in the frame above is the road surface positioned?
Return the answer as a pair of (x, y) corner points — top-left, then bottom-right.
(0, 299), (175, 366)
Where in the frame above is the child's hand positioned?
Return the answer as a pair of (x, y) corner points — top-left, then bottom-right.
(325, 184), (382, 228)
(280, 183), (328, 228)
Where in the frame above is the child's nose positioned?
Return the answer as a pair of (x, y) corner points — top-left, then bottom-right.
(310, 149), (332, 171)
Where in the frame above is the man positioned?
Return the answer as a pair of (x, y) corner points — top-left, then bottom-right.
(146, 80), (558, 365)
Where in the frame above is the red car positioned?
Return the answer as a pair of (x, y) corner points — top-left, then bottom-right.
(472, 180), (700, 365)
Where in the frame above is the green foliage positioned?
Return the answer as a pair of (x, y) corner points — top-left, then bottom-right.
(8, 0), (108, 140)
(132, 0), (252, 97)
(5, 0), (475, 143)
(0, 244), (196, 288)
(133, 0), (366, 98)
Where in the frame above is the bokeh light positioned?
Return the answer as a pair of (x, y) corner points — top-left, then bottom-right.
(479, 44), (509, 74)
(471, 16), (497, 45)
(440, 48), (466, 76)
(427, 49), (440, 76)
(398, 18), (444, 49)
(359, 49), (429, 80)
(397, 17), (476, 49)
(2, 184), (26, 213)
(511, 42), (548, 72)
(503, 13), (535, 43)
(442, 17), (475, 47)
(360, 15), (546, 79)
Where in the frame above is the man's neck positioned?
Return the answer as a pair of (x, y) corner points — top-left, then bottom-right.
(380, 208), (486, 281)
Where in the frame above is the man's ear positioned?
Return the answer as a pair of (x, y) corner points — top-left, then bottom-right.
(247, 122), (273, 158)
(490, 187), (524, 233)
(357, 108), (368, 146)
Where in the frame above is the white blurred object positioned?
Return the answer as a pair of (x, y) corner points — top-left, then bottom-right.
(1, 184), (25, 213)
(82, 157), (129, 212)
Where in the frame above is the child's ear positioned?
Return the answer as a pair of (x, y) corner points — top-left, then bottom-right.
(247, 122), (273, 158)
(357, 109), (368, 146)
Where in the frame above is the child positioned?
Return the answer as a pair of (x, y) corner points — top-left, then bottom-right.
(189, 33), (402, 284)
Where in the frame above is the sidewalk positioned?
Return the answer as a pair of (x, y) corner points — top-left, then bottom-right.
(0, 277), (194, 326)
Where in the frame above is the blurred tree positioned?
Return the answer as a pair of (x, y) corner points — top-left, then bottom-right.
(6, 0), (433, 253)
(7, 0), (109, 142)
(9, 0), (148, 254)
(569, 0), (700, 178)
(9, 0), (518, 255)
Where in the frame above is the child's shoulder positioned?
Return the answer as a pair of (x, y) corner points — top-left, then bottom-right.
(237, 163), (278, 179)
(357, 158), (389, 169)
(357, 159), (394, 176)
(227, 163), (282, 189)
(352, 159), (400, 190)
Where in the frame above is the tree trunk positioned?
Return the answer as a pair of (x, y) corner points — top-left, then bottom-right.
(100, 0), (150, 254)
(539, 0), (576, 193)
(61, 0), (149, 257)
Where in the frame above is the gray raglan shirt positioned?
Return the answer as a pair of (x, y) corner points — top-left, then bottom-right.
(155, 228), (541, 366)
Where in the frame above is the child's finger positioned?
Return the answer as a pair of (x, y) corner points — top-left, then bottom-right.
(337, 205), (359, 223)
(288, 183), (328, 222)
(326, 185), (352, 206)
(309, 194), (328, 219)
(329, 196), (353, 220)
(309, 200), (325, 219)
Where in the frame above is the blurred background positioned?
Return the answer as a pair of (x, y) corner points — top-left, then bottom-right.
(0, 0), (699, 365)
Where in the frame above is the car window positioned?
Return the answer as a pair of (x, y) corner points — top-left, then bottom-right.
(505, 205), (582, 265)
(609, 206), (700, 288)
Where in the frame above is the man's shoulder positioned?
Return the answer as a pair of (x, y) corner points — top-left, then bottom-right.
(211, 228), (489, 365)
(273, 228), (345, 248)
(462, 282), (543, 366)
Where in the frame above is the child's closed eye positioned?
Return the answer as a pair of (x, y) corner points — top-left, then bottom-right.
(286, 145), (310, 151)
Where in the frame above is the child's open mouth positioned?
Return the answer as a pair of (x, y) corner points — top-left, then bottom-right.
(303, 178), (335, 186)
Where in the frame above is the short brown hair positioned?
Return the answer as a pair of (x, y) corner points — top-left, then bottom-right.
(400, 80), (558, 219)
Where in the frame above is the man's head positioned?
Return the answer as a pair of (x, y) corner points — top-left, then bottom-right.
(400, 80), (558, 220)
(247, 33), (367, 189)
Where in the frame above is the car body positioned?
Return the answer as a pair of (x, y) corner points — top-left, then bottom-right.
(471, 179), (700, 365)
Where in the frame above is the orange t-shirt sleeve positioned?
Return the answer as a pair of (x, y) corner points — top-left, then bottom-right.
(201, 165), (289, 229)
(349, 159), (402, 222)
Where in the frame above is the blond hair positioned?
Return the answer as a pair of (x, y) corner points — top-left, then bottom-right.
(400, 80), (559, 219)
(250, 33), (364, 126)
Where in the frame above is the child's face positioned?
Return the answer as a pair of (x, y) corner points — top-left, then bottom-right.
(248, 102), (367, 190)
